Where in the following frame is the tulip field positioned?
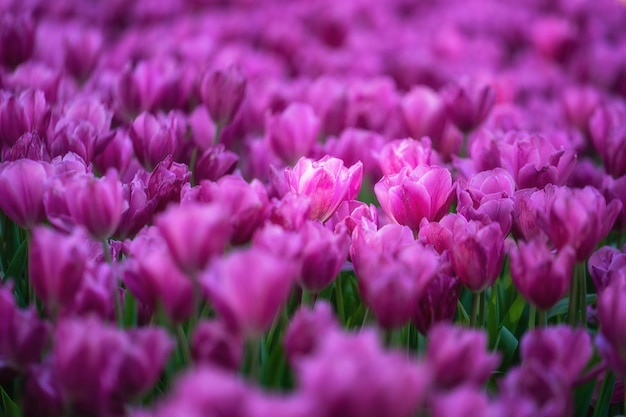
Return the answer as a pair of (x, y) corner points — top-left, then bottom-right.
(2, 0), (626, 416)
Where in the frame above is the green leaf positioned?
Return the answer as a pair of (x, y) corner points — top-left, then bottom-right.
(0, 385), (21, 417)
(574, 377), (598, 417)
(123, 291), (138, 328)
(500, 294), (526, 336)
(548, 294), (597, 320)
(487, 288), (498, 346)
(494, 326), (518, 369)
(6, 238), (28, 280)
(593, 371), (616, 417)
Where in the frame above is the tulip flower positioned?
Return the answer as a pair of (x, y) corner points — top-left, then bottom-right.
(401, 85), (447, 143)
(375, 165), (454, 233)
(65, 170), (126, 240)
(544, 185), (621, 261)
(509, 239), (575, 310)
(0, 159), (53, 229)
(425, 324), (501, 390)
(201, 247), (298, 338)
(295, 329), (428, 417)
(198, 66), (247, 127)
(450, 219), (505, 293)
(283, 155), (363, 222)
(376, 137), (441, 177)
(267, 102), (320, 165)
(156, 203), (232, 275)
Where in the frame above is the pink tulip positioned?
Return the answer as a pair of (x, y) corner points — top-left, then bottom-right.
(202, 247), (298, 338)
(509, 239), (575, 310)
(283, 155), (362, 222)
(375, 165), (454, 233)
(0, 159), (53, 229)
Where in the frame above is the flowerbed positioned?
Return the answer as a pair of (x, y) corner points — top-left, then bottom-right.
(1, 0), (626, 416)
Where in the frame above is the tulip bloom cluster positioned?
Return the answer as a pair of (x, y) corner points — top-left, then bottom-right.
(1, 0), (626, 416)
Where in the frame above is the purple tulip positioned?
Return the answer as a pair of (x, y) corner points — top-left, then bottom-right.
(191, 319), (244, 371)
(29, 226), (90, 315)
(193, 145), (239, 183)
(123, 228), (195, 322)
(450, 219), (505, 292)
(520, 326), (592, 385)
(306, 76), (347, 136)
(509, 239), (575, 310)
(374, 165), (455, 233)
(412, 267), (461, 335)
(589, 98), (626, 178)
(283, 301), (339, 365)
(597, 279), (626, 378)
(266, 102), (321, 165)
(588, 245), (626, 293)
(324, 128), (385, 181)
(0, 285), (48, 370)
(401, 85), (447, 143)
(0, 89), (50, 148)
(295, 329), (428, 417)
(0, 13), (35, 68)
(282, 155), (362, 222)
(0, 159), (53, 229)
(376, 137), (441, 177)
(129, 111), (186, 170)
(198, 66), (247, 127)
(53, 317), (173, 416)
(181, 175), (269, 246)
(544, 185), (621, 261)
(351, 222), (440, 328)
(202, 247), (298, 338)
(498, 362), (572, 417)
(425, 324), (500, 390)
(156, 203), (231, 275)
(65, 170), (126, 240)
(441, 78), (495, 133)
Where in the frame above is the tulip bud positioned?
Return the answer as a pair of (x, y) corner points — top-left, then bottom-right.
(0, 14), (35, 68)
(198, 66), (247, 127)
(509, 239), (575, 310)
(375, 165), (455, 233)
(441, 78), (495, 133)
(29, 227), (90, 315)
(156, 203), (232, 275)
(65, 170), (126, 240)
(425, 324), (500, 390)
(401, 86), (447, 143)
(191, 320), (244, 371)
(266, 102), (320, 165)
(282, 156), (362, 222)
(450, 219), (505, 292)
(0, 159), (53, 229)
(202, 247), (298, 338)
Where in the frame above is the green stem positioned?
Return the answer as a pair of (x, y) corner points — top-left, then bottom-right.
(537, 309), (547, 328)
(246, 339), (260, 381)
(578, 262), (587, 326)
(301, 289), (315, 306)
(457, 299), (470, 325)
(213, 122), (224, 145)
(335, 275), (345, 324)
(478, 291), (486, 328)
(593, 370), (616, 417)
(102, 239), (123, 327)
(469, 292), (480, 328)
(568, 268), (578, 326)
(361, 308), (370, 329)
(188, 147), (199, 187)
(528, 305), (536, 330)
(175, 324), (192, 366)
